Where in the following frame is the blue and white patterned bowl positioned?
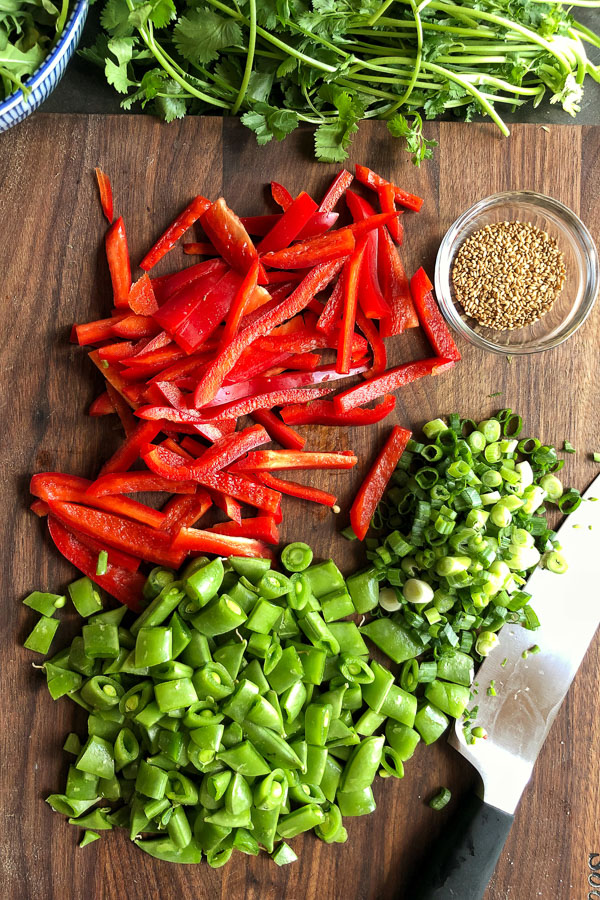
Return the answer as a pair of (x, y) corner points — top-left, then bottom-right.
(0, 0), (88, 133)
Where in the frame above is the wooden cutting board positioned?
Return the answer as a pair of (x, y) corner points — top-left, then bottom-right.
(1, 114), (599, 900)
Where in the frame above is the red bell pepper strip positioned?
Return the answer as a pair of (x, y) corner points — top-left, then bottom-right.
(241, 213), (338, 240)
(152, 261), (228, 337)
(193, 259), (344, 409)
(128, 273), (159, 315)
(354, 164), (424, 212)
(220, 258), (259, 347)
(356, 309), (387, 377)
(47, 517), (145, 611)
(74, 314), (128, 346)
(334, 356), (454, 412)
(63, 528), (141, 573)
(378, 228), (418, 337)
(171, 526), (273, 560)
(151, 381), (188, 411)
(206, 516), (279, 544)
(90, 352), (139, 407)
(140, 195), (211, 271)
(95, 168), (114, 224)
(193, 424), (270, 474)
(106, 383), (137, 437)
(148, 353), (211, 385)
(200, 385), (338, 423)
(347, 212), (402, 239)
(410, 267), (461, 361)
(316, 278), (343, 333)
(282, 353), (321, 371)
(345, 191), (390, 320)
(232, 450), (357, 472)
(350, 425), (412, 540)
(377, 183), (404, 244)
(337, 238), (368, 375)
(209, 491), (242, 524)
(281, 393), (396, 427)
(152, 258), (227, 305)
(255, 471), (338, 509)
(209, 361), (367, 408)
(270, 181), (293, 211)
(127, 345), (185, 371)
(48, 500), (186, 568)
(30, 499), (49, 517)
(258, 192), (318, 255)
(111, 315), (161, 340)
(30, 472), (166, 531)
(261, 229), (354, 270)
(249, 409), (305, 451)
(106, 217), (132, 309)
(318, 169), (354, 212)
(160, 491), (212, 532)
(89, 391), (114, 417)
(142, 445), (282, 515)
(200, 198), (258, 275)
(86, 472), (197, 497)
(130, 330), (172, 357)
(98, 341), (137, 363)
(183, 242), (217, 256)
(99, 420), (163, 476)
(173, 268), (243, 354)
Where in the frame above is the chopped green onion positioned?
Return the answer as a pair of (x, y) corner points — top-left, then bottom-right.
(428, 787), (451, 810)
(562, 440), (576, 454)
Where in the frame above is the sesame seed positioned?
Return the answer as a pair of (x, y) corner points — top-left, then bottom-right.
(451, 221), (566, 330)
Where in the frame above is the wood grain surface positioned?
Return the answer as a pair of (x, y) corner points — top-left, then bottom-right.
(0, 114), (599, 900)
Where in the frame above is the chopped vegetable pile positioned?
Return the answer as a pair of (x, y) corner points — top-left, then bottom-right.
(0, 0), (71, 101)
(80, 0), (600, 163)
(346, 411), (575, 742)
(30, 165), (458, 598)
(26, 550), (427, 865)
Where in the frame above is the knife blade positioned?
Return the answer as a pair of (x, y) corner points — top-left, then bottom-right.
(413, 472), (600, 900)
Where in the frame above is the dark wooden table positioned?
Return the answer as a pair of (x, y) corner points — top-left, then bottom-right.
(1, 115), (598, 900)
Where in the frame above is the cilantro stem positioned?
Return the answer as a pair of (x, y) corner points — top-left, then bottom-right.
(389, 0), (423, 109)
(55, 0), (69, 38)
(423, 61), (510, 134)
(231, 0), (256, 115)
(367, 0), (397, 26)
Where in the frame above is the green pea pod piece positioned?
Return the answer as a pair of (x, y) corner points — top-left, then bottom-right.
(221, 722), (243, 748)
(169, 611), (192, 658)
(280, 681), (307, 723)
(301, 745), (328, 786)
(380, 683), (418, 728)
(143, 566), (176, 602)
(184, 700), (223, 729)
(158, 729), (188, 766)
(414, 703), (449, 744)
(256, 571), (292, 601)
(221, 679), (260, 724)
(253, 768), (287, 811)
(346, 567), (379, 614)
(242, 721), (304, 770)
(340, 736), (385, 793)
(298, 612), (340, 656)
(240, 659), (270, 695)
(213, 640), (247, 680)
(245, 696), (284, 734)
(355, 709), (386, 737)
(227, 580), (259, 614)
(101, 647), (129, 676)
(287, 573), (312, 611)
(288, 782), (326, 806)
(68, 637), (100, 677)
(135, 627), (172, 669)
(217, 740), (271, 777)
(424, 680), (471, 719)
(136, 760), (169, 799)
(166, 805), (192, 849)
(184, 558), (224, 606)
(204, 808), (252, 829)
(47, 669), (83, 701)
(277, 803), (325, 839)
(328, 622), (369, 656)
(251, 806), (280, 852)
(76, 735), (114, 780)
(229, 556), (271, 583)
(200, 771), (230, 810)
(360, 618), (422, 664)
(233, 827), (260, 856)
(224, 773), (253, 816)
(361, 661), (394, 713)
(337, 785), (376, 817)
(386, 721), (421, 760)
(68, 807), (113, 830)
(321, 589), (354, 623)
(436, 651), (475, 686)
(66, 766), (98, 801)
(166, 772), (199, 806)
(304, 559), (345, 599)
(114, 728), (140, 772)
(46, 795), (98, 818)
(180, 632), (212, 668)
(315, 803), (344, 843)
(80, 676), (124, 711)
(379, 745), (405, 778)
(135, 836), (203, 863)
(206, 842), (234, 868)
(193, 808), (231, 854)
(342, 683), (363, 711)
(191, 595), (247, 637)
(266, 646), (303, 694)
(154, 678), (198, 714)
(131, 583), (185, 636)
(304, 703), (332, 746)
(316, 684), (347, 720)
(192, 663), (234, 702)
(325, 718), (359, 749)
(181, 556), (211, 581)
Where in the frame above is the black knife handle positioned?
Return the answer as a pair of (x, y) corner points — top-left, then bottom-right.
(411, 793), (514, 900)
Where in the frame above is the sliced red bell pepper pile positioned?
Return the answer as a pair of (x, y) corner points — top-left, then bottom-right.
(349, 425), (412, 540)
(33, 166), (461, 608)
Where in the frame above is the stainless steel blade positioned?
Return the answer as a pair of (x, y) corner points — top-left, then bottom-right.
(448, 473), (600, 814)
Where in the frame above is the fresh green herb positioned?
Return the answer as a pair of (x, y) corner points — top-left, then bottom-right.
(82, 0), (600, 164)
(563, 440), (576, 454)
(0, 0), (70, 101)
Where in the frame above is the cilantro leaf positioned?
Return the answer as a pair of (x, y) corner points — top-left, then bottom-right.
(100, 0), (133, 37)
(387, 113), (438, 166)
(241, 103), (299, 145)
(173, 9), (242, 66)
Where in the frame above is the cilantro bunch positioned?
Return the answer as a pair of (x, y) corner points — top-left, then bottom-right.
(81, 0), (600, 163)
(0, 0), (71, 100)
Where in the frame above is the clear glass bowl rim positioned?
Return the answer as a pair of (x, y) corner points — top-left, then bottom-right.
(434, 190), (599, 356)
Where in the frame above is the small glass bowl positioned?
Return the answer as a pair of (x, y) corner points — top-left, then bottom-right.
(435, 191), (599, 355)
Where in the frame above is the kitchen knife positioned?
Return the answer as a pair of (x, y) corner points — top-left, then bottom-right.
(413, 472), (600, 900)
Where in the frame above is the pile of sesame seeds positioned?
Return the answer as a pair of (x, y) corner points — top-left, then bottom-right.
(452, 221), (566, 330)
